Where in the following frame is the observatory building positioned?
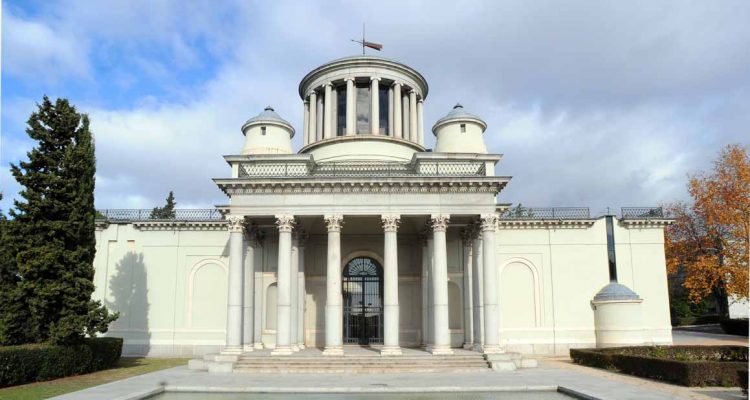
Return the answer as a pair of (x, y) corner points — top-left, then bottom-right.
(93, 56), (673, 363)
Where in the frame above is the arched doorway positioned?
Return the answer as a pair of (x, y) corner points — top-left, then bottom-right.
(342, 256), (383, 345)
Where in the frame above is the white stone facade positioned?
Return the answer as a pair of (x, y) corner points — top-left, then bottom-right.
(92, 56), (673, 357)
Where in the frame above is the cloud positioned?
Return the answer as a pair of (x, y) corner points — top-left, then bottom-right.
(1, 8), (90, 81)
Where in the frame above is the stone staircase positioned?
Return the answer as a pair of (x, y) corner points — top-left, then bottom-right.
(233, 353), (492, 374)
(190, 348), (538, 374)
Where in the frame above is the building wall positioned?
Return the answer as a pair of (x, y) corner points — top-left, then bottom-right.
(93, 218), (672, 357)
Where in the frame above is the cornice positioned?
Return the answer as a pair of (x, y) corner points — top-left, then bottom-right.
(619, 219), (674, 228)
(496, 219), (597, 229)
(214, 177), (509, 196)
(132, 220), (228, 231)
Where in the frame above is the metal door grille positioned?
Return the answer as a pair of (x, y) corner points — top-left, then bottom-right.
(342, 257), (383, 345)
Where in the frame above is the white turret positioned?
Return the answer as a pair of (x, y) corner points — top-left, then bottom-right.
(240, 106), (294, 155)
(432, 104), (488, 154)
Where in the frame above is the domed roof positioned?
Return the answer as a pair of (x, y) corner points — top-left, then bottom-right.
(432, 103), (487, 134)
(593, 282), (641, 302)
(242, 106), (294, 133)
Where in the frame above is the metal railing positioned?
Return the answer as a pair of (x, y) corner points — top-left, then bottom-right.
(96, 209), (224, 222)
(237, 160), (487, 178)
(498, 207), (591, 220)
(620, 207), (666, 219)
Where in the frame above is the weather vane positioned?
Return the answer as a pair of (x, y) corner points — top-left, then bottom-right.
(351, 23), (382, 55)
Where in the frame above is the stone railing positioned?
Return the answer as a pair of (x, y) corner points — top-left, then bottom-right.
(96, 209), (224, 222)
(237, 160), (487, 178)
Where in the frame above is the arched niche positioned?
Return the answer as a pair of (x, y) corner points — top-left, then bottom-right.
(448, 281), (462, 329)
(187, 259), (227, 329)
(265, 283), (277, 331)
(499, 258), (542, 328)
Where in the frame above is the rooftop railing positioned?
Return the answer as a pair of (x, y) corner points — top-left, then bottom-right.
(237, 160), (487, 178)
(498, 207), (591, 220)
(96, 209), (224, 222)
(620, 207), (667, 219)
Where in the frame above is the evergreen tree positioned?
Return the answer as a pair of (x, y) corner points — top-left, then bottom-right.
(0, 194), (31, 345)
(150, 191), (177, 219)
(9, 97), (117, 344)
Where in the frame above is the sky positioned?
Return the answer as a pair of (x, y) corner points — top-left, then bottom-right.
(2, 1), (749, 216)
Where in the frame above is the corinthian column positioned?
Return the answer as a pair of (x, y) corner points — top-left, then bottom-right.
(323, 214), (344, 356)
(417, 98), (424, 146)
(461, 228), (474, 349)
(297, 232), (307, 349)
(371, 77), (380, 135)
(345, 77), (355, 136)
(303, 99), (310, 146)
(393, 82), (402, 139)
(290, 232), (299, 351)
(308, 91), (317, 143)
(223, 216), (245, 355)
(430, 214), (453, 355)
(272, 215), (295, 355)
(242, 225), (257, 352)
(481, 214), (502, 354)
(409, 90), (418, 142)
(323, 83), (333, 139)
(472, 229), (485, 351)
(381, 214), (401, 355)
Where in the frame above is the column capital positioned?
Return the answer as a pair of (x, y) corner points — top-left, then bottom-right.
(480, 214), (498, 232)
(227, 216), (245, 233)
(324, 214), (344, 232)
(323, 82), (333, 88)
(244, 222), (265, 247)
(381, 214), (401, 232)
(418, 98), (424, 104)
(370, 76), (381, 82)
(293, 228), (308, 244)
(275, 215), (296, 233)
(392, 81), (402, 88)
(344, 76), (356, 82)
(460, 227), (475, 244)
(430, 214), (450, 232)
(308, 90), (318, 98)
(303, 98), (309, 105)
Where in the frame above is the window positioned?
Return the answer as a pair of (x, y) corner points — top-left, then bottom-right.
(261, 126), (267, 135)
(379, 86), (389, 135)
(336, 86), (346, 136)
(355, 83), (370, 134)
(460, 124), (466, 133)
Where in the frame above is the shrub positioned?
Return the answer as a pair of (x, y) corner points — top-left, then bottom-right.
(0, 337), (122, 388)
(571, 346), (748, 387)
(720, 319), (749, 336)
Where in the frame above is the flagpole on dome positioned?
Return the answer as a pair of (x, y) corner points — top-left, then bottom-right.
(351, 23), (383, 55)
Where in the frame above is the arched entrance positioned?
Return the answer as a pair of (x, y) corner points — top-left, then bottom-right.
(342, 256), (384, 345)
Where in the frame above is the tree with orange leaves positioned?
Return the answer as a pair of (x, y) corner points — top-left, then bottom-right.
(665, 144), (749, 317)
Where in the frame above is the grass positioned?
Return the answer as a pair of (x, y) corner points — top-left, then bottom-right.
(0, 357), (189, 400)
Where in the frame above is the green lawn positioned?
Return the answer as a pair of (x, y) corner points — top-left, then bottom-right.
(0, 357), (189, 400)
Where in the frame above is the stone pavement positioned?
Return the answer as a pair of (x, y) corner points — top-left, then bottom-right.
(52, 358), (732, 400)
(672, 328), (748, 346)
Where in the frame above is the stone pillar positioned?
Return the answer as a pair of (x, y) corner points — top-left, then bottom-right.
(331, 87), (339, 137)
(323, 83), (333, 139)
(297, 232), (307, 349)
(370, 77), (380, 134)
(420, 233), (430, 348)
(481, 214), (502, 354)
(224, 216), (244, 354)
(272, 215), (295, 355)
(316, 90), (324, 141)
(409, 90), (418, 142)
(242, 226), (256, 352)
(393, 82), (402, 139)
(417, 98), (424, 146)
(472, 231), (485, 351)
(381, 214), (401, 355)
(290, 232), (300, 351)
(388, 85), (394, 136)
(430, 214), (453, 355)
(426, 234), (434, 347)
(461, 229), (473, 349)
(402, 92), (410, 140)
(303, 99), (310, 146)
(253, 233), (264, 349)
(308, 91), (317, 143)
(323, 214), (344, 356)
(345, 77), (355, 136)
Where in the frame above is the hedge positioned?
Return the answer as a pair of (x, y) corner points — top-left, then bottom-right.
(720, 319), (749, 336)
(570, 345), (748, 387)
(0, 337), (122, 388)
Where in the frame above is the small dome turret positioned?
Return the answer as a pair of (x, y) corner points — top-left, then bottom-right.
(240, 106), (295, 155)
(432, 103), (488, 154)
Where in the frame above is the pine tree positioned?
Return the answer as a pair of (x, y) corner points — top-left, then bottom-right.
(0, 194), (31, 345)
(150, 191), (177, 219)
(9, 97), (117, 344)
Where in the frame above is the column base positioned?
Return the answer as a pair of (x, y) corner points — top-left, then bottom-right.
(482, 344), (504, 355)
(297, 344), (306, 350)
(242, 344), (254, 352)
(380, 346), (402, 356)
(473, 343), (484, 352)
(291, 344), (300, 352)
(271, 346), (294, 356)
(462, 342), (474, 349)
(253, 342), (264, 350)
(221, 346), (243, 355)
(429, 345), (454, 355)
(322, 346), (344, 356)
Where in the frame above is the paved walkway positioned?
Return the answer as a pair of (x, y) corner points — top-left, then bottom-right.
(672, 328), (748, 346)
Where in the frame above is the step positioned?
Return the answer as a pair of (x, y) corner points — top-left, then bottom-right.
(233, 367), (493, 374)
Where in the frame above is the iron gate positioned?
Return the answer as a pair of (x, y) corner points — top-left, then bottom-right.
(342, 257), (383, 345)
